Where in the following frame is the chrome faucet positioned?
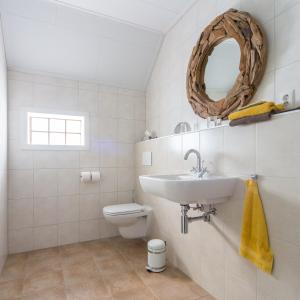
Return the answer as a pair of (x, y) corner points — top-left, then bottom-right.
(184, 149), (208, 178)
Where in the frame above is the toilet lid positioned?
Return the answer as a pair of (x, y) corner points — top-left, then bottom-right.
(103, 203), (144, 216)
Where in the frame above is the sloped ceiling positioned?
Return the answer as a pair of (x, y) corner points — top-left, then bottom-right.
(0, 0), (196, 90)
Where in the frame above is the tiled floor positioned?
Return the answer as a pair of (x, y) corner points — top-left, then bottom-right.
(0, 237), (215, 300)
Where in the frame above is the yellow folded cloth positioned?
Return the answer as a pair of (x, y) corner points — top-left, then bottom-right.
(228, 101), (284, 120)
(240, 179), (274, 274)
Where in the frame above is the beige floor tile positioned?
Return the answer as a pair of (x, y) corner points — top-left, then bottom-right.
(60, 243), (88, 256)
(0, 254), (27, 283)
(195, 296), (216, 300)
(65, 276), (111, 300)
(20, 286), (66, 300)
(95, 255), (133, 275)
(61, 249), (92, 267)
(148, 280), (208, 300)
(22, 270), (64, 296)
(88, 242), (121, 260)
(112, 287), (157, 300)
(123, 252), (147, 270)
(103, 271), (146, 297)
(27, 247), (60, 260)
(25, 254), (62, 276)
(0, 279), (23, 300)
(136, 266), (191, 286)
(0, 238), (214, 300)
(62, 259), (99, 286)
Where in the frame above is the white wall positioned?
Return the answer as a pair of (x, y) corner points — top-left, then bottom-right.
(136, 111), (300, 300)
(146, 0), (299, 137)
(7, 70), (146, 253)
(0, 22), (7, 271)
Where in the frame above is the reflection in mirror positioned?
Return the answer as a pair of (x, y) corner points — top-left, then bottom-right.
(204, 39), (240, 101)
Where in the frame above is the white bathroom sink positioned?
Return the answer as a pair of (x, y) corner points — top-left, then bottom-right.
(139, 174), (238, 205)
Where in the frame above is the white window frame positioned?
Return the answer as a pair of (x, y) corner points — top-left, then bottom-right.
(20, 108), (90, 150)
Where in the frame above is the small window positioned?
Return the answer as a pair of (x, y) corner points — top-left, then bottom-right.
(27, 112), (85, 147)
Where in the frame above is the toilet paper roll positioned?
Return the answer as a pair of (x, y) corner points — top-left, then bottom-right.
(91, 171), (100, 182)
(80, 171), (91, 183)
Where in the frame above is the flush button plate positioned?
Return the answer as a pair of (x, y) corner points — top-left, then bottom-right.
(142, 151), (152, 166)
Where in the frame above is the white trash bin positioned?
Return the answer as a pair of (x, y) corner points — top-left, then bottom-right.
(146, 239), (166, 272)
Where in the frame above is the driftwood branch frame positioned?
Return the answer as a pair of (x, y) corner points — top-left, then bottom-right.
(186, 9), (267, 119)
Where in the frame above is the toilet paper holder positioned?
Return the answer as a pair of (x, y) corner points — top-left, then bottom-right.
(80, 170), (100, 183)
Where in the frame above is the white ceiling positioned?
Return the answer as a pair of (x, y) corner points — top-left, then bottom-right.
(0, 0), (196, 90)
(51, 0), (197, 33)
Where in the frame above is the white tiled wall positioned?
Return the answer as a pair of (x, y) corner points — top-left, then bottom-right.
(0, 23), (7, 272)
(146, 0), (300, 137)
(141, 0), (300, 299)
(136, 112), (300, 300)
(7, 70), (146, 253)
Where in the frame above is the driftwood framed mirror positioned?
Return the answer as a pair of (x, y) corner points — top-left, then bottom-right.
(186, 9), (266, 119)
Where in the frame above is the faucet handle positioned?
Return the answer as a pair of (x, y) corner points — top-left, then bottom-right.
(190, 167), (197, 173)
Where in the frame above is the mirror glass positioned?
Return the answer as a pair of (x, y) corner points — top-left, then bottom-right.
(204, 38), (241, 101)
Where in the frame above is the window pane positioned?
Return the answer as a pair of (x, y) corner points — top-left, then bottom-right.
(31, 132), (48, 145)
(50, 119), (65, 132)
(50, 133), (65, 145)
(31, 118), (48, 131)
(66, 133), (81, 145)
(66, 120), (81, 133)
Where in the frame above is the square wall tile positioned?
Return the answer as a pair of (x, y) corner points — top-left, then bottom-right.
(8, 198), (33, 230)
(34, 169), (58, 198)
(79, 220), (100, 242)
(117, 168), (135, 191)
(8, 79), (33, 109)
(58, 195), (79, 223)
(98, 91), (118, 118)
(118, 119), (135, 143)
(34, 197), (58, 226)
(257, 239), (300, 300)
(98, 117), (118, 142)
(223, 125), (256, 176)
(259, 177), (300, 247)
(199, 127), (224, 175)
(257, 113), (300, 177)
(8, 141), (33, 170)
(79, 146), (100, 168)
(34, 225), (58, 250)
(276, 4), (300, 68)
(117, 143), (134, 167)
(77, 89), (98, 113)
(100, 168), (117, 193)
(58, 169), (79, 196)
(58, 222), (79, 246)
(9, 170), (33, 199)
(9, 228), (34, 254)
(79, 194), (101, 221)
(100, 142), (118, 167)
(117, 191), (133, 204)
(117, 94), (134, 119)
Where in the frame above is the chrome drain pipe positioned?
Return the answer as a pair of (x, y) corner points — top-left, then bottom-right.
(180, 204), (216, 234)
(181, 205), (189, 234)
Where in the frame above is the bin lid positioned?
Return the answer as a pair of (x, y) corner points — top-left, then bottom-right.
(148, 239), (166, 251)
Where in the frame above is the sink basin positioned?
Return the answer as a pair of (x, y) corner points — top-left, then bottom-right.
(139, 174), (238, 205)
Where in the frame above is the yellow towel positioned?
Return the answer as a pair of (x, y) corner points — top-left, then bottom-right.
(228, 101), (284, 120)
(240, 179), (274, 274)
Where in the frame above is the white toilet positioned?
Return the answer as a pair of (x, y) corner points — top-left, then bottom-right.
(103, 203), (152, 239)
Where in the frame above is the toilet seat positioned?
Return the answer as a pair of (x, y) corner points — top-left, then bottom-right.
(103, 203), (144, 216)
